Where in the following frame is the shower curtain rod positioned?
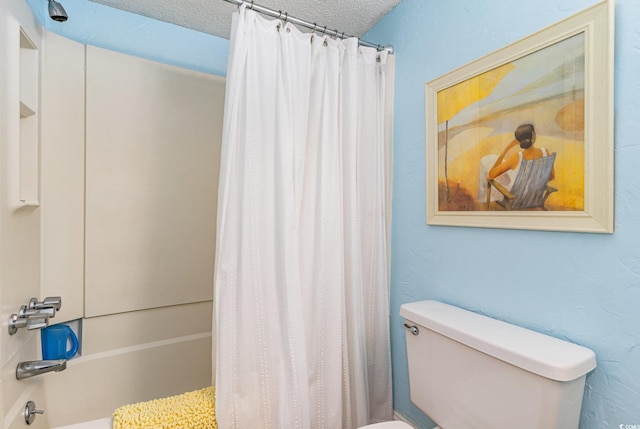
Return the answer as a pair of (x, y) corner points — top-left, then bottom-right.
(222, 0), (394, 53)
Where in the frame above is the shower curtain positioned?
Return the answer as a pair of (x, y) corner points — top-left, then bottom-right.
(215, 5), (394, 429)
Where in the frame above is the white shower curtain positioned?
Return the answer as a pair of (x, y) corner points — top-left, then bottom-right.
(215, 6), (394, 429)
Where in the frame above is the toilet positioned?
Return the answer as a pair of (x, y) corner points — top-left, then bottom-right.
(359, 422), (414, 429)
(359, 300), (596, 429)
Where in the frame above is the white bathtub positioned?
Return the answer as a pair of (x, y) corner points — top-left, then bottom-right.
(53, 414), (421, 428)
(53, 417), (112, 429)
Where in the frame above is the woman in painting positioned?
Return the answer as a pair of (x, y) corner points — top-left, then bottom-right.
(477, 123), (554, 202)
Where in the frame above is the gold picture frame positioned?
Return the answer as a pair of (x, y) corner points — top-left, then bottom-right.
(425, 0), (614, 233)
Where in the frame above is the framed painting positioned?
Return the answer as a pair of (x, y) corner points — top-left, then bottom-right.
(425, 0), (614, 233)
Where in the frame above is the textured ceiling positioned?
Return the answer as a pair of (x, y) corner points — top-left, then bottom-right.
(89, 0), (401, 41)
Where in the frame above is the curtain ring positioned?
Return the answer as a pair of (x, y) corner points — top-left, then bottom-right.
(250, 0), (254, 9)
(312, 23), (318, 32)
(283, 12), (288, 23)
(322, 26), (327, 36)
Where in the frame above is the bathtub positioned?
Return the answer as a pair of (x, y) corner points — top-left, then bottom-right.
(53, 413), (418, 428)
(54, 417), (112, 429)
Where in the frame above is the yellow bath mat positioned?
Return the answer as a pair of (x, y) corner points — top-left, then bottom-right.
(112, 386), (217, 429)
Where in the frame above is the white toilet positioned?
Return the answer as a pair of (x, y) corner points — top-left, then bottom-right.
(360, 300), (596, 429)
(359, 422), (414, 429)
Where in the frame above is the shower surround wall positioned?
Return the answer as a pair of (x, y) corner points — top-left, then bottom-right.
(1, 2), (46, 427)
(2, 0), (227, 423)
(37, 32), (223, 426)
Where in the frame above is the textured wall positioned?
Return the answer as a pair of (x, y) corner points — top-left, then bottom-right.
(365, 0), (640, 427)
(25, 0), (229, 76)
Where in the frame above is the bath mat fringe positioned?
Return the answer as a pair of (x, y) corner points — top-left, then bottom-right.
(112, 386), (217, 429)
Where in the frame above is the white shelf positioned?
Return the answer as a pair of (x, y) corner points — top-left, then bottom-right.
(20, 100), (35, 118)
(19, 27), (39, 205)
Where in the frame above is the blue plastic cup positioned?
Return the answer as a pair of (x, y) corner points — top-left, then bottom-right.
(41, 324), (79, 360)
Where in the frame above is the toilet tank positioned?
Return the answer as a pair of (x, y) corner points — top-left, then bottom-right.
(400, 301), (596, 429)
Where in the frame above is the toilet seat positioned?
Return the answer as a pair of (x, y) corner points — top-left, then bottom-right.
(358, 421), (413, 429)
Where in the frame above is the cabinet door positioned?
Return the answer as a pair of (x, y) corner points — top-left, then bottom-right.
(85, 45), (224, 317)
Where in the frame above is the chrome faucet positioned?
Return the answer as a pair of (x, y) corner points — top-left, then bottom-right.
(16, 359), (67, 380)
(8, 297), (62, 335)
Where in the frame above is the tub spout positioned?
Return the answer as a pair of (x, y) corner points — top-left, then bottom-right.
(16, 359), (67, 380)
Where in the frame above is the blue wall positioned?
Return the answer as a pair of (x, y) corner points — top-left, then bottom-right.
(365, 0), (640, 428)
(26, 0), (640, 427)
(26, 0), (229, 75)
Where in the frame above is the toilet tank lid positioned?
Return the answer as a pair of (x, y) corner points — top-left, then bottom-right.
(400, 300), (596, 382)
